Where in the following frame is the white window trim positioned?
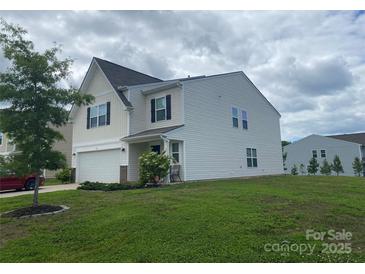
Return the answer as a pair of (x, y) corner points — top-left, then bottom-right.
(320, 149), (326, 158)
(89, 103), (107, 129)
(312, 149), (318, 158)
(171, 142), (180, 163)
(232, 106), (239, 128)
(155, 96), (167, 122)
(241, 109), (248, 130)
(246, 148), (258, 168)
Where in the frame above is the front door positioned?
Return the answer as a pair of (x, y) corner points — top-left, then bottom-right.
(151, 145), (161, 154)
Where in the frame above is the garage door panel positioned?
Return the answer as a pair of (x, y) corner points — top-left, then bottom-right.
(78, 149), (120, 183)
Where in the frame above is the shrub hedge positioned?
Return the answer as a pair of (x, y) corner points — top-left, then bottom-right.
(77, 181), (143, 191)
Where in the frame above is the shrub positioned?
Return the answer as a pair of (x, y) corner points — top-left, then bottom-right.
(352, 157), (363, 177)
(291, 164), (298, 175)
(299, 163), (306, 175)
(320, 159), (332, 176)
(77, 181), (142, 191)
(332, 155), (344, 176)
(307, 157), (319, 175)
(139, 151), (171, 184)
(55, 168), (72, 183)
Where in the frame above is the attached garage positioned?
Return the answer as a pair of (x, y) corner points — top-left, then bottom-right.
(77, 149), (121, 183)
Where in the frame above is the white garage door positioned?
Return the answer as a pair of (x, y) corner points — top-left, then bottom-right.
(78, 149), (120, 183)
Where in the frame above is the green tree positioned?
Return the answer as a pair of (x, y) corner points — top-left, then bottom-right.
(320, 159), (332, 176)
(332, 155), (344, 176)
(291, 164), (298, 175)
(307, 157), (319, 175)
(0, 20), (93, 207)
(299, 163), (306, 175)
(282, 151), (288, 171)
(352, 157), (363, 177)
(281, 140), (291, 147)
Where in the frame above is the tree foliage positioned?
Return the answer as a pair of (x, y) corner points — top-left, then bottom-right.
(299, 163), (306, 175)
(139, 152), (171, 184)
(352, 157), (363, 177)
(55, 168), (72, 184)
(0, 20), (94, 206)
(307, 157), (319, 175)
(332, 155), (344, 176)
(291, 164), (298, 175)
(320, 159), (332, 176)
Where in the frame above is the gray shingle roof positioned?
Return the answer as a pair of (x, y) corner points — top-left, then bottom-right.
(94, 57), (162, 107)
(327, 132), (365, 145)
(123, 125), (184, 140)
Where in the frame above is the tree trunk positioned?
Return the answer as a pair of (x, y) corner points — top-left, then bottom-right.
(33, 171), (41, 207)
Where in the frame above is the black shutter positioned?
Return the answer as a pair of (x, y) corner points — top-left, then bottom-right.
(86, 107), (90, 129)
(166, 95), (171, 120)
(106, 102), (111, 125)
(151, 98), (156, 123)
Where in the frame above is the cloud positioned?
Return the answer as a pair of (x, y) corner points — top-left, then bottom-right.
(0, 11), (364, 141)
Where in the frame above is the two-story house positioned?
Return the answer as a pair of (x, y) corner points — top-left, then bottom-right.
(69, 57), (284, 183)
(284, 133), (365, 176)
(0, 123), (73, 178)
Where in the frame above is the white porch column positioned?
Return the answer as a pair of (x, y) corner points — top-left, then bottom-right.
(162, 137), (170, 183)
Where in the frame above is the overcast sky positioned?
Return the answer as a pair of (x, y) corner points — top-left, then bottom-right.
(0, 11), (364, 141)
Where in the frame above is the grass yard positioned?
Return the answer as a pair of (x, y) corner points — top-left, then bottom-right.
(44, 178), (63, 186)
(0, 175), (364, 262)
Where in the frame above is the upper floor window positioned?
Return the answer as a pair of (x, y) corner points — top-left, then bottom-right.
(156, 97), (166, 121)
(242, 110), (248, 129)
(312, 150), (318, 158)
(232, 107), (239, 128)
(87, 102), (110, 129)
(151, 95), (171, 123)
(247, 148), (257, 168)
(321, 150), (326, 158)
(0, 132), (3, 145)
(172, 143), (180, 163)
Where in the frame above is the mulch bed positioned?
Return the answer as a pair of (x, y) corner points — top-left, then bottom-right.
(2, 204), (65, 218)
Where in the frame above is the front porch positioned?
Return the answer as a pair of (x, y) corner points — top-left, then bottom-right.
(124, 134), (184, 183)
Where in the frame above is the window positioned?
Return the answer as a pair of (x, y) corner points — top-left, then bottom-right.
(232, 107), (238, 128)
(172, 143), (180, 163)
(241, 110), (248, 129)
(151, 145), (161, 154)
(312, 150), (318, 158)
(89, 103), (108, 129)
(321, 150), (326, 158)
(151, 95), (171, 123)
(156, 97), (166, 121)
(98, 103), (106, 126)
(0, 132), (3, 145)
(246, 148), (258, 168)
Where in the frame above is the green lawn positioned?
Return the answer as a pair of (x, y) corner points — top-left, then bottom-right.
(0, 175), (364, 262)
(44, 178), (63, 186)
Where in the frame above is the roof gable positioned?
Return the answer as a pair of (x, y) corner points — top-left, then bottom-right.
(94, 57), (162, 107)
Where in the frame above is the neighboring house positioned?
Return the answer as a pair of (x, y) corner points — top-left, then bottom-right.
(284, 133), (365, 176)
(70, 57), (283, 183)
(0, 123), (73, 178)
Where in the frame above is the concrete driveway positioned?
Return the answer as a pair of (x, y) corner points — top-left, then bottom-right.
(0, 183), (79, 198)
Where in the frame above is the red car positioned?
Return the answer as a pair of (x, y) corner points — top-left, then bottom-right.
(0, 174), (45, 191)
